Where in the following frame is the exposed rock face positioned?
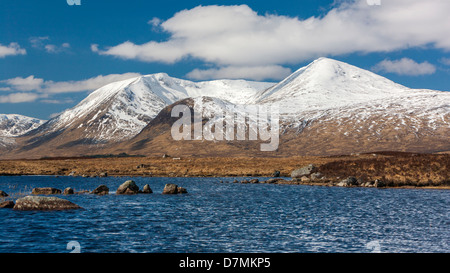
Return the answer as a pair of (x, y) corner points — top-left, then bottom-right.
(0, 190), (8, 197)
(142, 184), (153, 194)
(0, 201), (14, 208)
(291, 164), (316, 178)
(91, 185), (109, 195)
(116, 180), (140, 195)
(63, 187), (74, 195)
(162, 184), (188, 194)
(31, 187), (62, 195)
(13, 196), (82, 211)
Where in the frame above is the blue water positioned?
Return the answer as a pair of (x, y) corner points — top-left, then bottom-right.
(0, 176), (448, 253)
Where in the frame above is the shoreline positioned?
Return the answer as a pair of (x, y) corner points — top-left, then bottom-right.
(1, 174), (449, 190)
(0, 153), (448, 189)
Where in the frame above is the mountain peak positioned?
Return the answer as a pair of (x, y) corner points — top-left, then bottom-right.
(255, 57), (411, 111)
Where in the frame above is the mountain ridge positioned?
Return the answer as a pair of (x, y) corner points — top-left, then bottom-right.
(1, 57), (448, 159)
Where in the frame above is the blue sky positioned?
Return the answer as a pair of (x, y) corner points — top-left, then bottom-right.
(1, 0), (449, 120)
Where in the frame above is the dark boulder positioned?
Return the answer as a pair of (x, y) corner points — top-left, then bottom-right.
(0, 190), (8, 197)
(272, 171), (281, 177)
(13, 196), (82, 211)
(0, 201), (14, 208)
(32, 187), (62, 195)
(63, 187), (74, 195)
(91, 185), (109, 195)
(116, 180), (140, 195)
(346, 176), (359, 186)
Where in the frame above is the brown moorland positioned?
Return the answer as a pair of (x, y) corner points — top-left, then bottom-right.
(0, 151), (448, 188)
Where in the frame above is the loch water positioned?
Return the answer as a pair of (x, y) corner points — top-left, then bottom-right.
(0, 176), (448, 253)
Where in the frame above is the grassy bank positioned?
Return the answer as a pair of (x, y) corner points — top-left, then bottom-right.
(0, 152), (448, 188)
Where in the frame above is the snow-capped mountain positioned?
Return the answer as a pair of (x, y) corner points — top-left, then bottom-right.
(253, 58), (449, 134)
(0, 114), (45, 137)
(4, 57), (449, 159)
(39, 74), (273, 142)
(114, 58), (449, 157)
(10, 75), (273, 157)
(0, 114), (45, 149)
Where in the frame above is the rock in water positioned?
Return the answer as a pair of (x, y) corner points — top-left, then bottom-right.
(116, 180), (140, 195)
(291, 164), (316, 178)
(0, 201), (15, 208)
(13, 196), (82, 211)
(63, 187), (74, 195)
(91, 185), (109, 195)
(162, 184), (188, 194)
(162, 184), (178, 194)
(32, 187), (62, 195)
(272, 171), (281, 177)
(0, 190), (8, 197)
(142, 184), (153, 194)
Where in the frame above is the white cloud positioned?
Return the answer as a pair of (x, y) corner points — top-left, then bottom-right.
(439, 57), (450, 66)
(373, 58), (436, 76)
(186, 65), (291, 81)
(1, 76), (44, 91)
(91, 44), (99, 53)
(0, 73), (141, 103)
(148, 17), (161, 27)
(0, 43), (26, 58)
(0, 93), (41, 103)
(93, 0), (450, 76)
(30, 36), (49, 48)
(30, 36), (70, 53)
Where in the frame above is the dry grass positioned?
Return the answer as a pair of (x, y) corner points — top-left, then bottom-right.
(0, 152), (448, 188)
(317, 152), (450, 187)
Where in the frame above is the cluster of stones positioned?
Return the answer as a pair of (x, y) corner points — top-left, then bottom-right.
(0, 182), (187, 211)
(223, 164), (387, 188)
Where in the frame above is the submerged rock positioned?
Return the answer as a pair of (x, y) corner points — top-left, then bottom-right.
(291, 164), (316, 178)
(0, 201), (14, 208)
(263, 178), (286, 184)
(13, 196), (82, 211)
(116, 180), (140, 195)
(162, 184), (187, 194)
(0, 190), (8, 197)
(32, 187), (62, 195)
(91, 185), (109, 195)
